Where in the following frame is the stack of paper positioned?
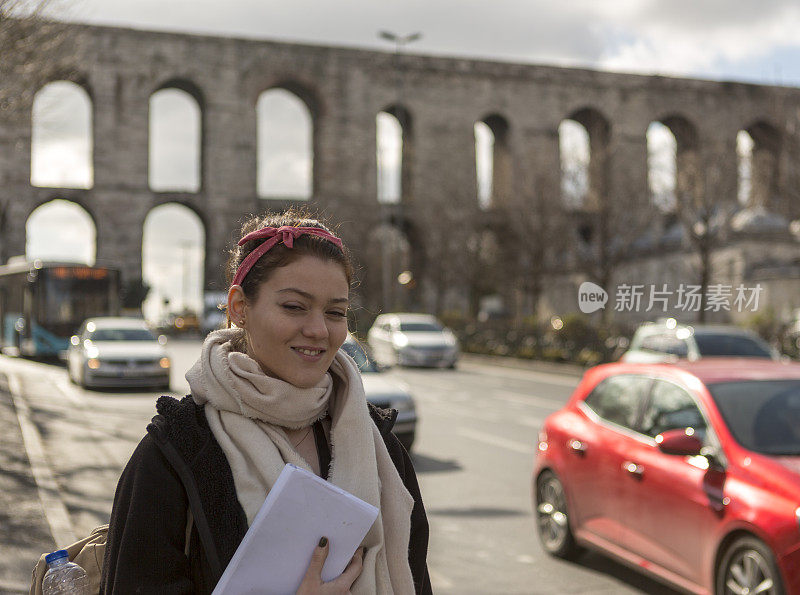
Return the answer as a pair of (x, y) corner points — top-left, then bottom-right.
(212, 463), (379, 595)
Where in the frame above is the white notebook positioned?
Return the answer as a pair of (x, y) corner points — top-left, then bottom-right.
(211, 463), (379, 595)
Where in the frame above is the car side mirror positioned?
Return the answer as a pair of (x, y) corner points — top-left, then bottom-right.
(656, 428), (703, 456)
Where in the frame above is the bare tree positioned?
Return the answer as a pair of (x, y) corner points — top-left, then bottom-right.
(566, 142), (654, 325)
(0, 0), (76, 263)
(0, 1), (75, 109)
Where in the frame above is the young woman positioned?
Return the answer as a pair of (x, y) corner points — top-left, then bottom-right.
(101, 209), (432, 594)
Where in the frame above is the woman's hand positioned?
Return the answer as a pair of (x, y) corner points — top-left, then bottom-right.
(296, 537), (364, 594)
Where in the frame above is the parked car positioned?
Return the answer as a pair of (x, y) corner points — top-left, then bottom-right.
(367, 313), (459, 368)
(67, 317), (171, 390)
(341, 335), (417, 450)
(533, 358), (800, 594)
(621, 320), (778, 362)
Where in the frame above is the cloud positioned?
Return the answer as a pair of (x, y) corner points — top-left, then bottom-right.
(62, 0), (800, 84)
(593, 1), (800, 79)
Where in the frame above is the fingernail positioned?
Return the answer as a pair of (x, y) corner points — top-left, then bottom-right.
(318, 537), (328, 548)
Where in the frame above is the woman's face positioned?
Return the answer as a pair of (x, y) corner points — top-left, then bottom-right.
(229, 255), (350, 388)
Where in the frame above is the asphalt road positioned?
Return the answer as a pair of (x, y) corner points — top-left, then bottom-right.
(0, 342), (680, 594)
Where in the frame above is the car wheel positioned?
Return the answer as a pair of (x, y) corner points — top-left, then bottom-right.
(535, 470), (580, 559)
(716, 536), (784, 595)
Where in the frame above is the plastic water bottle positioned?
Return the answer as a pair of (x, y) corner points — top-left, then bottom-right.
(42, 550), (89, 595)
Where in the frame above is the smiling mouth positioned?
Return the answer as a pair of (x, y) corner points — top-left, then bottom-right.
(293, 347), (325, 356)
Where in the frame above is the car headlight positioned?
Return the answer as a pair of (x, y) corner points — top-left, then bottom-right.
(393, 334), (409, 348)
(159, 357), (171, 369)
(87, 358), (100, 370)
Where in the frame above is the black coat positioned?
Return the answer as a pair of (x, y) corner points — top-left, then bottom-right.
(101, 395), (432, 594)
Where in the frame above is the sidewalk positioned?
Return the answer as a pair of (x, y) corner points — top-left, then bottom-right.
(459, 352), (589, 378)
(0, 371), (53, 594)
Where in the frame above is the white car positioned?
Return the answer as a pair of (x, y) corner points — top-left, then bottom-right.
(367, 313), (459, 368)
(621, 320), (778, 363)
(341, 336), (417, 450)
(67, 317), (171, 390)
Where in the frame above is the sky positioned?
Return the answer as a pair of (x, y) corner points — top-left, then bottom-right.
(24, 0), (800, 322)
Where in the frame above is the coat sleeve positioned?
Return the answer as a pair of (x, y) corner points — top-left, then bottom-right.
(384, 432), (434, 595)
(100, 433), (194, 594)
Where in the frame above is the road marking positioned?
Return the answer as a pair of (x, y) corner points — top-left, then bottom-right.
(492, 389), (565, 410)
(459, 362), (582, 387)
(7, 373), (76, 545)
(457, 427), (532, 454)
(55, 377), (86, 408)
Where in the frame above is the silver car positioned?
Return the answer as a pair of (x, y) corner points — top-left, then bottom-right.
(67, 317), (171, 390)
(621, 319), (778, 363)
(367, 313), (459, 368)
(341, 336), (417, 451)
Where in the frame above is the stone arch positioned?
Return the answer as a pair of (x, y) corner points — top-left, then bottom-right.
(377, 104), (414, 204)
(743, 120), (780, 208)
(737, 130), (754, 205)
(141, 203), (206, 323)
(559, 119), (589, 209)
(658, 114), (700, 210)
(257, 87), (314, 199)
(647, 121), (677, 211)
(475, 113), (511, 209)
(25, 198), (97, 264)
(567, 108), (611, 212)
(31, 80), (94, 189)
(149, 79), (204, 192)
(154, 77), (206, 110)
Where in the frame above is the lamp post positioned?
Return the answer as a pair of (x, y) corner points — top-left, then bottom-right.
(377, 30), (421, 311)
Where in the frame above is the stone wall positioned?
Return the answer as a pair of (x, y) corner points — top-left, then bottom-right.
(2, 22), (800, 319)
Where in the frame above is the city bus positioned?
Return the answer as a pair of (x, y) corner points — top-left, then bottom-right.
(0, 259), (120, 357)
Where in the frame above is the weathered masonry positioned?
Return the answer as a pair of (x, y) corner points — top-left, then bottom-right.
(3, 22), (800, 321)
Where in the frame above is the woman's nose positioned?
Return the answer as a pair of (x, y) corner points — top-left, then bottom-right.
(302, 311), (329, 338)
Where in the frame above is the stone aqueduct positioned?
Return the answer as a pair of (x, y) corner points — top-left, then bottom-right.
(3, 22), (800, 319)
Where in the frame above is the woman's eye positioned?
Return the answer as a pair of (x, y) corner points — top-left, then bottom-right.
(328, 310), (347, 318)
(282, 304), (304, 311)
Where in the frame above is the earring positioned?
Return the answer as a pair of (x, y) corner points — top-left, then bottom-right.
(239, 318), (246, 327)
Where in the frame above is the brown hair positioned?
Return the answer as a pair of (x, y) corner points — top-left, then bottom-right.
(224, 207), (353, 330)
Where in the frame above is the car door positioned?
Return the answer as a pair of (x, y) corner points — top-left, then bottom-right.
(616, 378), (723, 586)
(563, 374), (652, 546)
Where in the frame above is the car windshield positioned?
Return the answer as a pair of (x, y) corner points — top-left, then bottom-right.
(707, 380), (800, 455)
(399, 321), (442, 332)
(340, 340), (378, 373)
(693, 332), (772, 358)
(89, 328), (156, 342)
(638, 334), (688, 356)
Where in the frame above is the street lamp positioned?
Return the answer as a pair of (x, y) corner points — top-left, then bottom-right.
(377, 30), (421, 311)
(378, 31), (422, 52)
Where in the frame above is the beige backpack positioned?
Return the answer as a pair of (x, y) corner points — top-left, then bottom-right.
(30, 524), (108, 595)
(30, 511), (193, 594)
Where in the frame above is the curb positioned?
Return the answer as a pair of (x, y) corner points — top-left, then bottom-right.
(459, 353), (589, 378)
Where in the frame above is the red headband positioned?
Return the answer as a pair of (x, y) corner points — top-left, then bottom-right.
(231, 225), (344, 287)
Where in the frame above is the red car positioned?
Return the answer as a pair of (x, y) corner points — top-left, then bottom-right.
(534, 359), (800, 595)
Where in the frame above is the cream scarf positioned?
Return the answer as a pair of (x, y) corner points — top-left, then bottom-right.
(186, 329), (415, 594)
